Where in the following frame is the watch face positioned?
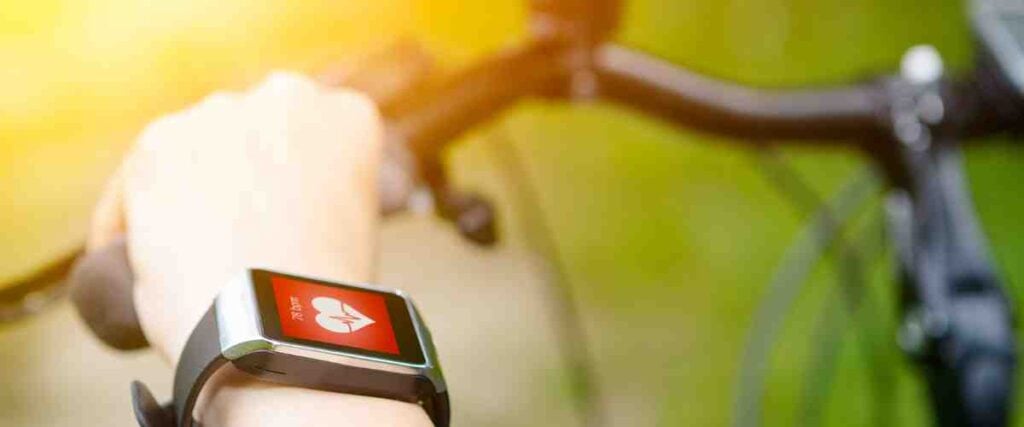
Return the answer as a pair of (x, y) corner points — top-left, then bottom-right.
(251, 269), (426, 365)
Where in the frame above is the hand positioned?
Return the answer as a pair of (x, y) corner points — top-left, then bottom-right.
(87, 72), (432, 426)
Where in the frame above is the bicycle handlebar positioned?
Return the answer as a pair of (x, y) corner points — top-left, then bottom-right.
(595, 45), (889, 141)
(12, 35), (1012, 347)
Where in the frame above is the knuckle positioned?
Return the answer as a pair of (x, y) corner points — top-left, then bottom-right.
(136, 112), (186, 151)
(253, 70), (319, 100)
(197, 91), (238, 111)
(323, 90), (384, 147)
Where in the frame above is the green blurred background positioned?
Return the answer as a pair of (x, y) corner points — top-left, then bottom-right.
(3, 0), (1024, 425)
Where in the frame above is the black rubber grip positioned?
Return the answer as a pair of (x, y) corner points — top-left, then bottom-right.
(69, 237), (149, 350)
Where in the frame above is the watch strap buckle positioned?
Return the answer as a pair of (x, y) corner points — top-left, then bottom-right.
(131, 380), (175, 427)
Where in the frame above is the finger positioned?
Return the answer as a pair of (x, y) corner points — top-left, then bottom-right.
(248, 71), (320, 102)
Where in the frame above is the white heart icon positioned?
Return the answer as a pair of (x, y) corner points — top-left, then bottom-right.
(311, 296), (376, 334)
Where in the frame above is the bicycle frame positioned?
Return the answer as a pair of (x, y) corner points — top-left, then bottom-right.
(5, 0), (1018, 425)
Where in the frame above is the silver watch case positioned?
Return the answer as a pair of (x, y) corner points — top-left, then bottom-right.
(214, 270), (447, 394)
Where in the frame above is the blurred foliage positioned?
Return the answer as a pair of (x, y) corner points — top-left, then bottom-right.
(3, 0), (1023, 426)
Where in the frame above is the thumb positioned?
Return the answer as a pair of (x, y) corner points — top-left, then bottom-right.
(87, 167), (127, 252)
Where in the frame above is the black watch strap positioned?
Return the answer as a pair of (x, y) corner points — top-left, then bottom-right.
(130, 380), (173, 427)
(129, 305), (225, 427)
(173, 305), (228, 427)
(132, 303), (450, 427)
(424, 389), (451, 426)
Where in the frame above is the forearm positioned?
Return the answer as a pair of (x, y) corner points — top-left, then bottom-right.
(196, 356), (431, 426)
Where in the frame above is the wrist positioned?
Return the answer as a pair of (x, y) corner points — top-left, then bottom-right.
(144, 262), (439, 427)
(136, 241), (376, 365)
(197, 366), (432, 426)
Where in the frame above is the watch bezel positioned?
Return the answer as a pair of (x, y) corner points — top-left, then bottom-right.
(250, 269), (426, 365)
(215, 269), (446, 392)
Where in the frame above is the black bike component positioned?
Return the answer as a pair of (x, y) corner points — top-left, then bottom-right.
(437, 190), (498, 245)
(386, 38), (572, 244)
(885, 52), (1016, 426)
(888, 147), (1017, 427)
(890, 145), (1017, 427)
(594, 45), (890, 142)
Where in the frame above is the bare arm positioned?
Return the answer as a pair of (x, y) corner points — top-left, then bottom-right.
(87, 72), (432, 426)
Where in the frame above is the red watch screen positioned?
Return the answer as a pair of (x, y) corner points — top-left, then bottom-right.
(272, 275), (400, 354)
(252, 270), (424, 364)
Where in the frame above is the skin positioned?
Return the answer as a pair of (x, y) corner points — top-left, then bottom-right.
(86, 72), (432, 426)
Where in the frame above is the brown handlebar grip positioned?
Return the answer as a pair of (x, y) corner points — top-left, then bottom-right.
(69, 236), (149, 350)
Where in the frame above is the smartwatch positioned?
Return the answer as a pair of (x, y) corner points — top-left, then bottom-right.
(152, 268), (449, 426)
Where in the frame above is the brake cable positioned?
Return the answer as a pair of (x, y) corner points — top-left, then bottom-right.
(484, 122), (604, 427)
(733, 157), (879, 426)
(752, 150), (895, 427)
